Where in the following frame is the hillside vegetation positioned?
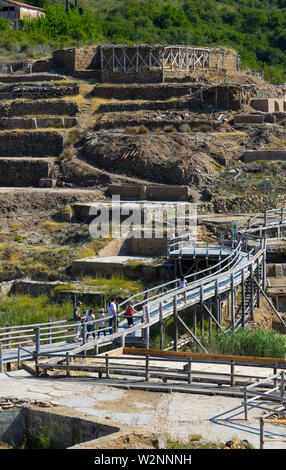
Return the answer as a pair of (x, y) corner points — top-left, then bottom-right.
(1, 0), (286, 82)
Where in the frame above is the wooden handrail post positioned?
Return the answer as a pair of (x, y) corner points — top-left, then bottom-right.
(48, 320), (52, 345)
(187, 357), (192, 384)
(145, 354), (150, 382)
(105, 354), (110, 379)
(230, 360), (235, 387)
(280, 372), (285, 399)
(34, 327), (40, 377)
(260, 417), (264, 449)
(6, 324), (11, 372)
(0, 342), (3, 373)
(159, 303), (164, 350)
(173, 295), (178, 352)
(17, 345), (21, 370)
(274, 365), (278, 388)
(244, 390), (248, 421)
(66, 352), (70, 377)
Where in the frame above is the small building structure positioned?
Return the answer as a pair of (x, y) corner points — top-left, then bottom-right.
(0, 0), (45, 21)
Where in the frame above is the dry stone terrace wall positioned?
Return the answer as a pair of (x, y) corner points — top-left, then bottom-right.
(91, 84), (192, 101)
(0, 159), (51, 186)
(109, 183), (190, 201)
(0, 117), (78, 130)
(0, 100), (79, 117)
(0, 131), (65, 157)
(0, 83), (79, 100)
(0, 73), (65, 83)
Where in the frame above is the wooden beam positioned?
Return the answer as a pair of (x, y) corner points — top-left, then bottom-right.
(123, 347), (286, 366)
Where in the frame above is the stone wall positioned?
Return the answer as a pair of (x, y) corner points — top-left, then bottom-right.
(0, 131), (65, 157)
(52, 48), (75, 73)
(22, 407), (120, 448)
(0, 83), (79, 100)
(0, 100), (79, 117)
(244, 150), (286, 162)
(0, 116), (78, 130)
(109, 183), (190, 201)
(0, 73), (63, 83)
(234, 114), (276, 124)
(92, 84), (192, 100)
(0, 159), (52, 186)
(250, 98), (286, 113)
(128, 236), (168, 256)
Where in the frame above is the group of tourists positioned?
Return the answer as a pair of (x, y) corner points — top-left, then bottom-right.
(73, 297), (138, 343)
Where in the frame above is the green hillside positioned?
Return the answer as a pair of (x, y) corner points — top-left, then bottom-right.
(1, 0), (286, 82)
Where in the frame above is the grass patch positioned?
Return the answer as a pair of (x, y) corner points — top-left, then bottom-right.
(0, 294), (73, 327)
(199, 328), (286, 358)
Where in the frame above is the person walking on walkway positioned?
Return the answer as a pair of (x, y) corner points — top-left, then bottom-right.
(98, 308), (106, 337)
(73, 301), (83, 342)
(86, 308), (96, 342)
(178, 275), (188, 304)
(125, 301), (137, 327)
(107, 298), (117, 333)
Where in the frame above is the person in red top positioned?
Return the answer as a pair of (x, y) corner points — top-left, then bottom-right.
(125, 301), (137, 327)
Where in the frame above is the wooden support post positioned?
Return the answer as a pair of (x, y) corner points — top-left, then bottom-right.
(0, 342), (3, 373)
(260, 417), (264, 449)
(215, 279), (220, 327)
(145, 354), (150, 382)
(17, 345), (21, 370)
(200, 285), (204, 335)
(256, 263), (260, 309)
(159, 303), (164, 350)
(274, 365), (278, 388)
(231, 273), (235, 329)
(250, 263), (254, 321)
(173, 295), (178, 351)
(244, 390), (248, 421)
(280, 372), (285, 399)
(105, 354), (110, 379)
(241, 269), (245, 328)
(48, 320), (52, 344)
(230, 360), (235, 387)
(194, 305), (197, 337)
(34, 327), (40, 376)
(187, 357), (192, 384)
(6, 324), (11, 372)
(66, 352), (70, 377)
(82, 322), (87, 357)
(208, 299), (212, 334)
(94, 343), (99, 356)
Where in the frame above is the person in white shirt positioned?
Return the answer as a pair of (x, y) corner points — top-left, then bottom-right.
(107, 298), (117, 333)
(86, 308), (95, 342)
(178, 275), (188, 304)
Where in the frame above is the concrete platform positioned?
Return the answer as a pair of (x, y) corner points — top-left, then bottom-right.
(1, 364), (286, 448)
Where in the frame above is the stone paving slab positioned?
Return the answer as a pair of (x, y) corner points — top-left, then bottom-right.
(0, 367), (285, 448)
